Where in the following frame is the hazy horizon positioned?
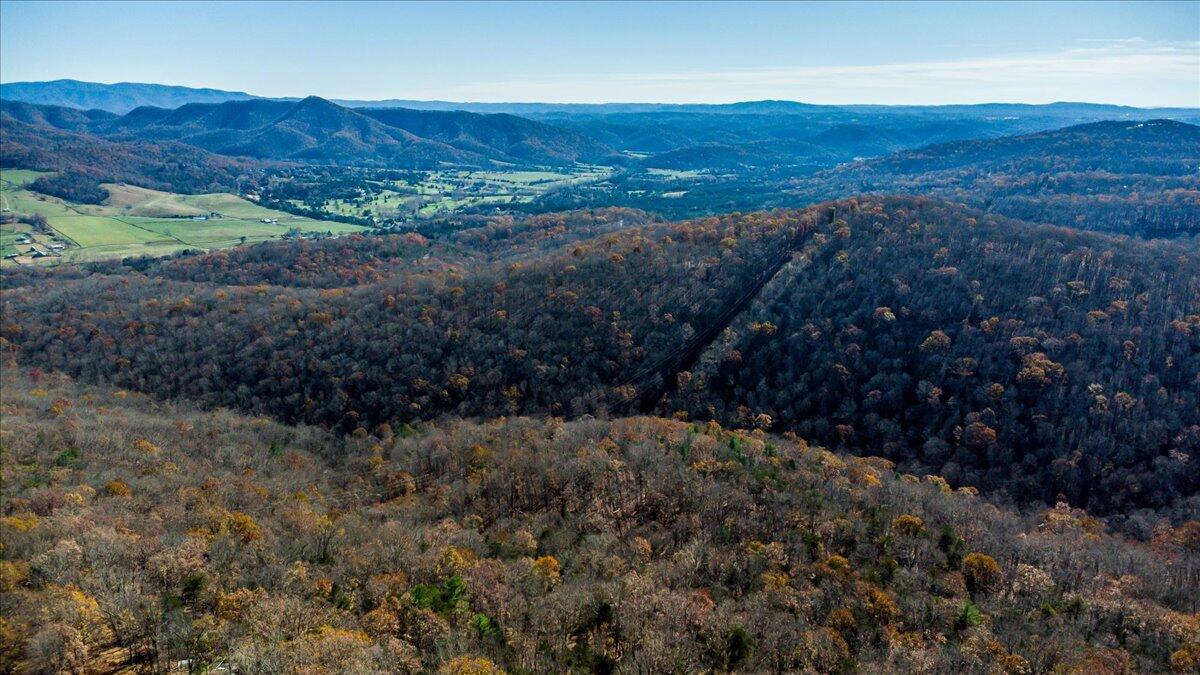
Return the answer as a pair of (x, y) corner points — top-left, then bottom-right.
(1, 1), (1197, 107)
(7, 76), (1200, 110)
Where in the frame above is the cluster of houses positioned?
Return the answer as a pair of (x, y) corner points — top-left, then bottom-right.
(4, 232), (66, 261)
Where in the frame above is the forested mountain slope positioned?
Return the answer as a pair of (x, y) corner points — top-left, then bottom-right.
(358, 107), (614, 166)
(3, 197), (1198, 528)
(796, 119), (1200, 236)
(3, 98), (620, 169)
(0, 100), (118, 131)
(664, 197), (1200, 529)
(103, 98), (491, 167)
(2, 368), (1197, 673)
(1, 205), (812, 426)
(0, 105), (259, 202)
(6, 209), (653, 289)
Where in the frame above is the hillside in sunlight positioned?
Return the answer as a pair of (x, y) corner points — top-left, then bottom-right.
(2, 367), (1197, 673)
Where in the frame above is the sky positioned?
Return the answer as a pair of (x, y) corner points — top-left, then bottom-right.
(1, 1), (1197, 106)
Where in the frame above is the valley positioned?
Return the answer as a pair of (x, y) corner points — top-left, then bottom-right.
(266, 164), (614, 226)
(1, 52), (1199, 675)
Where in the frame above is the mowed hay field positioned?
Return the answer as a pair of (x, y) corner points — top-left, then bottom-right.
(1, 171), (364, 263)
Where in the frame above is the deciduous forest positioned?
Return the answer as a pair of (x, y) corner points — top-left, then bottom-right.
(2, 58), (1199, 674)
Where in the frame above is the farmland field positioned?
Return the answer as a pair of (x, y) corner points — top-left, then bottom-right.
(1, 170), (364, 264)
(293, 164), (614, 223)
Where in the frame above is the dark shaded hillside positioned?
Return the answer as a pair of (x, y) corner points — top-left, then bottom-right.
(110, 99), (293, 135)
(1, 207), (816, 429)
(360, 108), (620, 165)
(2, 208), (655, 290)
(100, 97), (489, 168)
(133, 232), (452, 288)
(795, 119), (1200, 236)
(3, 198), (1199, 530)
(0, 110), (259, 202)
(445, 207), (658, 259)
(665, 197), (1200, 529)
(4, 370), (1196, 672)
(0, 99), (118, 131)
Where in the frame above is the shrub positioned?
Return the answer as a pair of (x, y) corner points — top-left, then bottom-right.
(962, 553), (1002, 596)
(1170, 643), (1200, 673)
(955, 601), (983, 629)
(411, 576), (468, 616)
(224, 512), (263, 543)
(532, 555), (561, 587)
(103, 479), (132, 497)
(891, 514), (926, 537)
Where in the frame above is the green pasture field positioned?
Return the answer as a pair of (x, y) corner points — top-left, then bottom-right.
(1, 170), (364, 264)
(313, 165), (614, 222)
(0, 169), (48, 189)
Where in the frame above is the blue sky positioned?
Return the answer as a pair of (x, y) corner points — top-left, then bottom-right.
(1, 1), (1197, 106)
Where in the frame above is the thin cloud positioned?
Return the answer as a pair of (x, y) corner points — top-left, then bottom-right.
(418, 40), (1200, 106)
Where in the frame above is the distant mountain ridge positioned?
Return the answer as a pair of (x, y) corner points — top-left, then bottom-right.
(102, 97), (489, 168)
(338, 99), (834, 115)
(0, 79), (258, 114)
(6, 80), (1199, 174)
(0, 82), (857, 114)
(2, 97), (621, 169)
(4, 79), (1197, 120)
